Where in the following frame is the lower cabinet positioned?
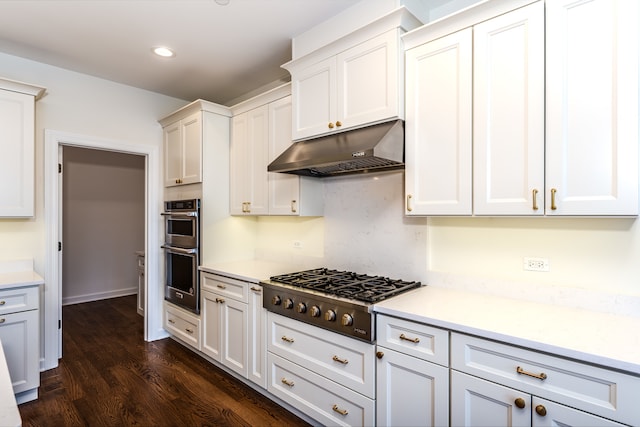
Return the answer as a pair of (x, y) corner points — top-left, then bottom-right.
(0, 284), (40, 404)
(200, 272), (266, 388)
(163, 301), (201, 350)
(376, 314), (449, 427)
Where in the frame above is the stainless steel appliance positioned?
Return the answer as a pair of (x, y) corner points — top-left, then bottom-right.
(261, 268), (421, 342)
(162, 199), (200, 314)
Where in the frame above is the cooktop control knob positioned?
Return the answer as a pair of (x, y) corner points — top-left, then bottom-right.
(284, 298), (294, 309)
(296, 302), (307, 313)
(341, 313), (353, 327)
(325, 309), (336, 321)
(310, 305), (321, 317)
(271, 295), (281, 306)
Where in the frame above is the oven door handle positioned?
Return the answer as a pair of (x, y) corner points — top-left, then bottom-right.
(161, 212), (198, 218)
(161, 245), (198, 255)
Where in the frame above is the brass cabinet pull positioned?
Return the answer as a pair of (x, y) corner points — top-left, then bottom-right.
(406, 194), (413, 212)
(281, 336), (294, 343)
(281, 377), (295, 387)
(0, 318), (5, 324)
(0, 300), (5, 305)
(332, 355), (349, 365)
(332, 404), (348, 416)
(550, 188), (557, 210)
(250, 286), (261, 293)
(399, 333), (420, 343)
(535, 405), (547, 416)
(291, 200), (297, 213)
(376, 351), (384, 359)
(516, 366), (547, 380)
(328, 122), (335, 129)
(168, 319), (176, 324)
(217, 284), (226, 289)
(532, 189), (539, 211)
(185, 328), (193, 334)
(175, 178), (182, 184)
(514, 397), (526, 409)
(215, 297), (225, 303)
(335, 121), (342, 127)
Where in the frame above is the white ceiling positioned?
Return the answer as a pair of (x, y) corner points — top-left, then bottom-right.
(0, 0), (362, 105)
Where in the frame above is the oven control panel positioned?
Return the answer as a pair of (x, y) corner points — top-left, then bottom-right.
(262, 283), (374, 342)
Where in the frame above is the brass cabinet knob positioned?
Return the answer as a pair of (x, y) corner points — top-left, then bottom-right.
(336, 121), (342, 127)
(376, 351), (384, 359)
(535, 405), (547, 416)
(514, 397), (526, 409)
(328, 122), (335, 129)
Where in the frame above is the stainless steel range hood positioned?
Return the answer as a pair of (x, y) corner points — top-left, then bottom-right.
(268, 119), (405, 177)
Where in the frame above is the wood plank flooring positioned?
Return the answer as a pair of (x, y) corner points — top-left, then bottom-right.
(19, 295), (312, 427)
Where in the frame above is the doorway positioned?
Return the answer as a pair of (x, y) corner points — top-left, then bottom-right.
(44, 130), (167, 371)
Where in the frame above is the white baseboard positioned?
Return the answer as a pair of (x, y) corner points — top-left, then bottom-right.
(62, 287), (137, 306)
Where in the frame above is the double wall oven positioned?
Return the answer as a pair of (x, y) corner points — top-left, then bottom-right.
(162, 199), (200, 314)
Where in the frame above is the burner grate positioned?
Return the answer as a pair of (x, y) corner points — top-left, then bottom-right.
(269, 268), (421, 303)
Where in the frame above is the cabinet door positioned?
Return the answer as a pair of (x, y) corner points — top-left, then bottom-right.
(376, 347), (449, 427)
(291, 56), (336, 140)
(0, 310), (40, 394)
(268, 96), (299, 215)
(0, 90), (36, 217)
(404, 28), (472, 215)
(248, 285), (266, 388)
(473, 2), (545, 215)
(545, 0), (638, 215)
(221, 297), (248, 378)
(229, 106), (269, 215)
(164, 120), (182, 187)
(180, 112), (202, 185)
(531, 397), (626, 427)
(451, 371), (530, 427)
(201, 291), (223, 361)
(337, 30), (400, 131)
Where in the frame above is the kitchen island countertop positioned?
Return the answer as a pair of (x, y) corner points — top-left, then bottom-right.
(374, 285), (640, 376)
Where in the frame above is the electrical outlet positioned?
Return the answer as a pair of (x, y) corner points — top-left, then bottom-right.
(523, 257), (549, 272)
(292, 241), (302, 249)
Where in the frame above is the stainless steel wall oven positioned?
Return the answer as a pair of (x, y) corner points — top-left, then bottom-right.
(162, 199), (200, 314)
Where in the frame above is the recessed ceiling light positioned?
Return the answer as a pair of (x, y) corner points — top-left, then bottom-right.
(152, 47), (175, 58)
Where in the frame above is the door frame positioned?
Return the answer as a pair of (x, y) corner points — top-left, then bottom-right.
(43, 129), (167, 370)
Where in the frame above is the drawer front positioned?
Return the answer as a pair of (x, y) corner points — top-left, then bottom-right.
(164, 302), (201, 350)
(268, 312), (375, 398)
(268, 352), (375, 427)
(0, 285), (39, 315)
(201, 273), (248, 303)
(451, 333), (640, 425)
(377, 314), (449, 366)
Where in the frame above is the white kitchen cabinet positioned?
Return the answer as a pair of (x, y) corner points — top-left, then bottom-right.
(376, 315), (449, 427)
(472, 1), (545, 215)
(0, 284), (40, 404)
(450, 332), (640, 426)
(0, 78), (45, 217)
(159, 100), (231, 189)
(136, 252), (144, 317)
(163, 301), (201, 350)
(404, 28), (473, 215)
(545, 0), (638, 215)
(247, 284), (266, 388)
(230, 85), (323, 216)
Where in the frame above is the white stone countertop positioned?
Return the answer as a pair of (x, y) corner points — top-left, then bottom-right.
(0, 340), (21, 427)
(199, 260), (303, 284)
(0, 270), (44, 290)
(374, 285), (640, 376)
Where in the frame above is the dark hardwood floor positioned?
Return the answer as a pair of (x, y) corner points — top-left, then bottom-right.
(19, 295), (312, 427)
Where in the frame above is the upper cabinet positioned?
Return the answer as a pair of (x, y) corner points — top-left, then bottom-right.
(230, 84), (323, 216)
(404, 0), (638, 217)
(159, 100), (231, 188)
(0, 78), (46, 217)
(282, 8), (422, 142)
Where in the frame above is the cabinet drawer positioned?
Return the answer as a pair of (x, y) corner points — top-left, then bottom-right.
(268, 312), (375, 398)
(451, 333), (640, 425)
(164, 302), (201, 350)
(201, 273), (248, 303)
(377, 314), (449, 366)
(0, 285), (39, 315)
(268, 352), (375, 427)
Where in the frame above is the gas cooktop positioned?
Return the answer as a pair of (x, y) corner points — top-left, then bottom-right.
(268, 268), (422, 304)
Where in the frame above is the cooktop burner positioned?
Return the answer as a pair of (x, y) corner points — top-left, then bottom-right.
(268, 268), (421, 304)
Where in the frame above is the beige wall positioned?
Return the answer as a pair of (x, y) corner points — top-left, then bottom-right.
(62, 147), (145, 304)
